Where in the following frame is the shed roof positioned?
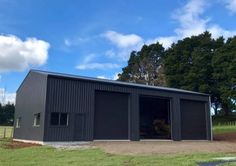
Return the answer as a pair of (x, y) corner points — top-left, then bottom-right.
(26, 69), (208, 96)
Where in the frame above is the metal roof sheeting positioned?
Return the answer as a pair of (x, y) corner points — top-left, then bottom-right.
(31, 69), (208, 96)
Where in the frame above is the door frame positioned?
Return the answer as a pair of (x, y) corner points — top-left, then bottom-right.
(73, 113), (86, 141)
(139, 95), (172, 140)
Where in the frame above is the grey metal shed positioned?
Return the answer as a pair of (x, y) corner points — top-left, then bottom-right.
(13, 70), (212, 143)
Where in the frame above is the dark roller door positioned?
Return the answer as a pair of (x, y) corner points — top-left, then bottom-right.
(180, 100), (207, 140)
(94, 91), (129, 140)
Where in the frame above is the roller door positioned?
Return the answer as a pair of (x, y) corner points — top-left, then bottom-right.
(180, 99), (207, 140)
(94, 91), (129, 139)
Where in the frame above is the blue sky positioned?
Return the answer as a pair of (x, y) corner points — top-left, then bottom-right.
(0, 0), (236, 103)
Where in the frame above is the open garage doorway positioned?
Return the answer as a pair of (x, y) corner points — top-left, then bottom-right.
(139, 96), (171, 139)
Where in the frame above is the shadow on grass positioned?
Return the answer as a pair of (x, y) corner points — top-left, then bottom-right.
(198, 160), (236, 166)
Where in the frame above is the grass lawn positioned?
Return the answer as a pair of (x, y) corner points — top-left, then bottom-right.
(213, 125), (236, 135)
(0, 126), (13, 138)
(0, 139), (236, 166)
(0, 125), (236, 165)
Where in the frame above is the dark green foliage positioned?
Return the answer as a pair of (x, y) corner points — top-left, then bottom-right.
(118, 43), (167, 86)
(164, 32), (215, 92)
(0, 103), (15, 126)
(118, 31), (236, 115)
(212, 37), (236, 115)
(212, 114), (236, 125)
(164, 32), (235, 115)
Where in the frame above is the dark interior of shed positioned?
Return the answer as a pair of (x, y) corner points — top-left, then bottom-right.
(139, 96), (171, 139)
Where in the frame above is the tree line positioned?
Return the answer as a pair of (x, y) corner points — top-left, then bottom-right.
(118, 32), (236, 115)
(0, 103), (15, 126)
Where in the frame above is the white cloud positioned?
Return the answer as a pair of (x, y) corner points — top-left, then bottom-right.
(112, 72), (120, 80)
(103, 30), (143, 48)
(64, 36), (95, 47)
(175, 0), (236, 38)
(96, 72), (120, 80)
(146, 36), (178, 49)
(117, 47), (141, 61)
(76, 63), (120, 70)
(223, 0), (236, 14)
(97, 75), (108, 79)
(0, 34), (50, 72)
(103, 30), (176, 57)
(103, 30), (176, 59)
(0, 88), (15, 105)
(173, 0), (209, 38)
(208, 25), (236, 38)
(76, 53), (121, 70)
(152, 0), (236, 45)
(83, 54), (97, 63)
(103, 31), (144, 61)
(75, 53), (121, 70)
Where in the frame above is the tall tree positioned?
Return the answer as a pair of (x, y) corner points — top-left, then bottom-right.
(164, 31), (235, 115)
(118, 31), (235, 115)
(164, 32), (214, 91)
(212, 37), (236, 115)
(118, 42), (166, 86)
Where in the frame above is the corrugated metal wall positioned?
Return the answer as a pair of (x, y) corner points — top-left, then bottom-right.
(13, 72), (47, 141)
(43, 75), (211, 141)
(44, 77), (94, 141)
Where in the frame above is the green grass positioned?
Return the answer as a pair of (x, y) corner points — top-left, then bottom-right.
(213, 125), (236, 135)
(0, 139), (235, 166)
(0, 126), (13, 138)
(212, 115), (236, 135)
(0, 123), (235, 165)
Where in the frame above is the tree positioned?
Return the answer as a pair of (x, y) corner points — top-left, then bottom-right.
(164, 32), (214, 90)
(118, 31), (235, 115)
(0, 103), (15, 126)
(118, 42), (167, 86)
(164, 31), (235, 115)
(212, 37), (236, 115)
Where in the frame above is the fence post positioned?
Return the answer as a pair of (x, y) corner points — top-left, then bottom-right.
(11, 128), (13, 138)
(3, 128), (6, 138)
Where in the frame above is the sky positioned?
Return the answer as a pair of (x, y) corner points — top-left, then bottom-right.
(0, 0), (236, 104)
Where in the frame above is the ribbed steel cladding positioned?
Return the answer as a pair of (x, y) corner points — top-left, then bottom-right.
(43, 75), (210, 141)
